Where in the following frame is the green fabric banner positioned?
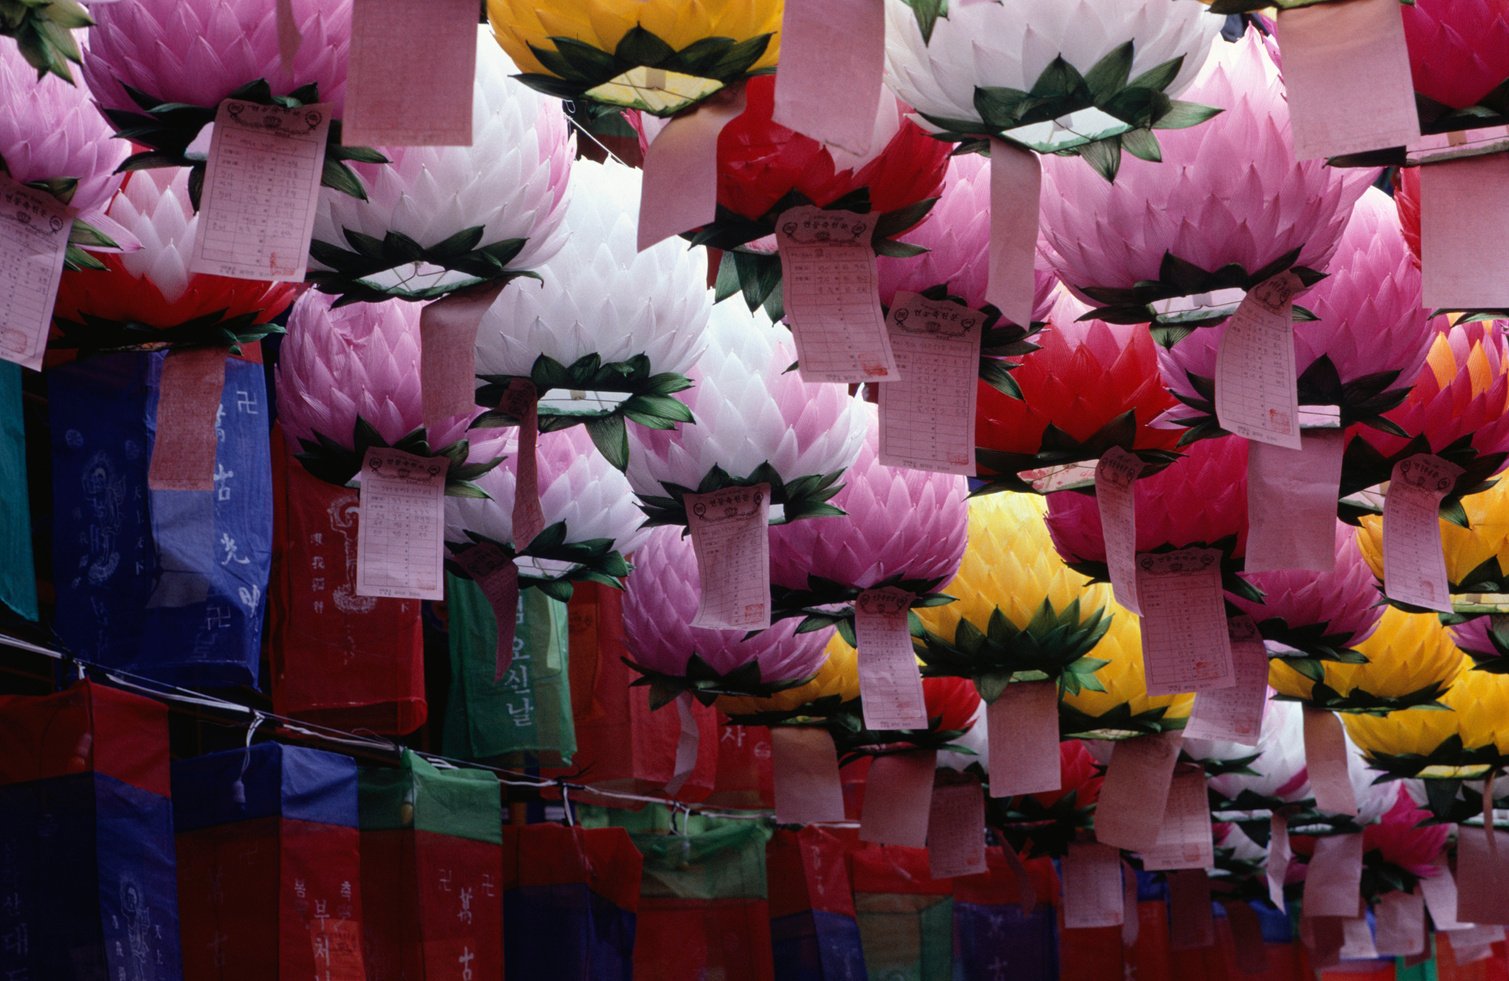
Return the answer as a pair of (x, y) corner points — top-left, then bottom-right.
(0, 364), (37, 621)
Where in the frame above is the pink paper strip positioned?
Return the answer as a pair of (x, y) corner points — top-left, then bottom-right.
(1456, 826), (1509, 926)
(1420, 154), (1509, 310)
(878, 291), (983, 475)
(189, 99), (330, 283)
(494, 379), (545, 550)
(985, 682), (1061, 798)
(1300, 916), (1345, 969)
(636, 88), (746, 252)
(926, 780), (988, 879)
(663, 693), (702, 797)
(1214, 272), (1303, 450)
(1267, 814), (1291, 910)
(685, 483), (771, 630)
(1094, 730), (1182, 853)
(1382, 453), (1464, 613)
(344, 0), (477, 146)
(1062, 842), (1124, 928)
(985, 139), (1041, 330)
(1374, 891), (1426, 957)
(419, 283), (503, 435)
(1303, 833), (1364, 919)
(451, 542), (521, 681)
(1134, 548), (1235, 695)
(1225, 901), (1269, 975)
(771, 726), (847, 824)
(859, 750), (937, 847)
(1244, 429), (1344, 573)
(1141, 767), (1214, 872)
(1276, 0), (1421, 160)
(1419, 856), (1465, 931)
(1095, 447), (1144, 614)
(148, 347), (226, 492)
(854, 587), (929, 731)
(776, 206), (896, 383)
(355, 447), (447, 601)
(1337, 915), (1379, 961)
(1184, 615), (1268, 746)
(276, 0), (301, 72)
(771, 0), (885, 156)
(1121, 860), (1140, 947)
(0, 176), (71, 371)
(1302, 706), (1358, 817)
(1167, 870), (1216, 951)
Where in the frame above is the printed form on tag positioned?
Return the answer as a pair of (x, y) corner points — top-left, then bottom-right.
(189, 99), (331, 282)
(1095, 447), (1144, 614)
(1141, 768), (1214, 872)
(775, 206), (896, 383)
(0, 175), (71, 371)
(1094, 730), (1182, 853)
(854, 586), (929, 731)
(356, 447), (447, 600)
(1420, 154), (1509, 311)
(685, 483), (771, 630)
(986, 682), (1061, 798)
(1383, 453), (1464, 613)
(1215, 272), (1303, 449)
(878, 291), (982, 475)
(309, 917), (366, 981)
(1134, 548), (1235, 695)
(927, 781), (988, 879)
(344, 0), (478, 147)
(1184, 615), (1267, 746)
(1062, 842), (1124, 929)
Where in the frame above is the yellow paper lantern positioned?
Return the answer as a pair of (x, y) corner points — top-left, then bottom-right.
(1058, 604), (1193, 739)
(1344, 668), (1509, 779)
(1357, 478), (1509, 603)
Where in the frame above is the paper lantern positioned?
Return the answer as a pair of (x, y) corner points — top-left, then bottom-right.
(882, 0), (1222, 174)
(1451, 615), (1509, 665)
(1361, 786), (1449, 900)
(913, 492), (1115, 699)
(1358, 473), (1509, 610)
(0, 37), (131, 268)
(625, 297), (866, 528)
(826, 658), (982, 761)
(1401, 0), (1509, 132)
(474, 158), (709, 467)
(1395, 166), (1422, 268)
(989, 740), (1103, 859)
(1344, 668), (1509, 780)
(309, 33), (571, 303)
(1057, 604), (1194, 739)
(974, 292), (1182, 492)
(487, 0), (781, 116)
(1204, 700), (1310, 811)
(1039, 29), (1373, 329)
(768, 401), (968, 628)
(1, 0), (91, 81)
(621, 524), (832, 702)
(1160, 187), (1437, 438)
(717, 632), (862, 722)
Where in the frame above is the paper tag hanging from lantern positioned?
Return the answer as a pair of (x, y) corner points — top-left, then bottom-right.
(1303, 833), (1364, 919)
(926, 779), (988, 879)
(344, 0), (478, 146)
(1419, 145), (1509, 311)
(1095, 730), (1182, 853)
(772, 0), (885, 156)
(1095, 447), (1143, 613)
(985, 682), (1061, 798)
(147, 347), (228, 492)
(878, 291), (982, 476)
(1214, 272), (1303, 449)
(1134, 548), (1234, 695)
(854, 586), (929, 731)
(1245, 426), (1345, 573)
(771, 726), (846, 825)
(636, 88), (747, 251)
(1062, 842), (1124, 929)
(1184, 616), (1267, 746)
(1382, 453), (1463, 613)
(860, 750), (937, 847)
(356, 447), (447, 601)
(985, 139), (1040, 330)
(0, 174), (71, 372)
(1302, 707), (1358, 816)
(1141, 767), (1214, 872)
(685, 483), (771, 630)
(419, 282), (504, 434)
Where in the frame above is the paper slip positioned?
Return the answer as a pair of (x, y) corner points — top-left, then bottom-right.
(275, 0), (301, 72)
(986, 139), (1041, 330)
(854, 587), (929, 731)
(1267, 814), (1291, 910)
(1167, 871), (1216, 950)
(189, 99), (330, 283)
(1141, 768), (1214, 871)
(419, 283), (504, 434)
(344, 0), (477, 146)
(1183, 616), (1268, 746)
(926, 780), (988, 879)
(1303, 833), (1364, 919)
(636, 87), (746, 251)
(451, 542), (521, 681)
(1134, 548), (1235, 696)
(771, 726), (846, 824)
(1121, 862), (1139, 946)
(664, 693), (701, 797)
(1095, 448), (1144, 613)
(1245, 429), (1345, 573)
(356, 447), (447, 600)
(1374, 891), (1427, 957)
(1420, 859), (1466, 931)
(1277, 0), (1421, 160)
(1421, 154), (1509, 310)
(685, 483), (771, 630)
(148, 348), (227, 492)
(772, 0), (885, 156)
(986, 682), (1061, 798)
(1062, 842), (1124, 928)
(1215, 272), (1304, 449)
(859, 750), (937, 846)
(1095, 730), (1182, 853)
(309, 917), (365, 981)
(1382, 453), (1463, 613)
(1338, 915), (1380, 961)
(1455, 827), (1509, 926)
(776, 206), (896, 383)
(495, 379), (545, 550)
(0, 175), (71, 371)
(1300, 916), (1345, 968)
(1302, 706), (1358, 817)
(878, 291), (982, 476)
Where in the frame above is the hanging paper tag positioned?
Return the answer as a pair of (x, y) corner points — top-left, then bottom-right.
(859, 749), (937, 847)
(1337, 915), (1379, 961)
(452, 542), (521, 681)
(1184, 615), (1268, 746)
(1456, 826), (1509, 926)
(1302, 706), (1358, 817)
(356, 447), (446, 600)
(0, 176), (70, 372)
(1121, 860), (1139, 947)
(854, 586), (928, 731)
(1303, 833), (1364, 919)
(1062, 842), (1124, 928)
(1267, 814), (1291, 910)
(1420, 154), (1509, 310)
(770, 726), (846, 824)
(1420, 857), (1465, 931)
(985, 681), (1061, 798)
(1094, 730), (1182, 853)
(663, 693), (702, 797)
(189, 99), (329, 282)
(1141, 767), (1214, 872)
(1382, 453), (1463, 613)
(878, 291), (982, 475)
(1168, 870), (1216, 950)
(927, 780), (988, 879)
(494, 378), (544, 550)
(1214, 272), (1303, 449)
(275, 0), (301, 72)
(772, 0), (885, 156)
(1134, 548), (1235, 695)
(1374, 891), (1426, 957)
(1095, 447), (1144, 614)
(636, 87), (746, 251)
(1000, 844), (1037, 913)
(1245, 429), (1345, 573)
(1276, 0), (1421, 160)
(685, 483), (771, 630)
(148, 348), (227, 492)
(419, 282), (504, 434)
(775, 206), (896, 383)
(309, 917), (365, 981)
(344, 0), (477, 146)
(1225, 901), (1269, 974)
(985, 139), (1041, 330)
(1452, 926), (1506, 965)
